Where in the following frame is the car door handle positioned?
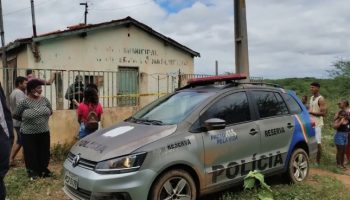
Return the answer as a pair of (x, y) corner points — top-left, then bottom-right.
(287, 123), (294, 129)
(249, 129), (258, 136)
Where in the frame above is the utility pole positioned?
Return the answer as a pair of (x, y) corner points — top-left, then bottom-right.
(0, 0), (7, 68)
(0, 0), (8, 98)
(30, 0), (37, 37)
(234, 0), (249, 77)
(80, 2), (88, 24)
(0, 0), (6, 68)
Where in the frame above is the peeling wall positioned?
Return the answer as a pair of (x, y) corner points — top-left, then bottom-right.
(13, 25), (194, 109)
(33, 25), (194, 74)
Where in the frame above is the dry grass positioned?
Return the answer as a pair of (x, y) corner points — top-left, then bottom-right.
(5, 161), (68, 200)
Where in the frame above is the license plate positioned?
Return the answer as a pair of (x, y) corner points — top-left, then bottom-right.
(64, 171), (78, 190)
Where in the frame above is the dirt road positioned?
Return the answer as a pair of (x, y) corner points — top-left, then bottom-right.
(309, 167), (350, 188)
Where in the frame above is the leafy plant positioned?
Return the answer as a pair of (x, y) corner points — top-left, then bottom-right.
(244, 170), (273, 200)
(244, 170), (271, 191)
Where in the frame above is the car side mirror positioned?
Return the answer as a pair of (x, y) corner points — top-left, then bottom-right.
(204, 118), (226, 131)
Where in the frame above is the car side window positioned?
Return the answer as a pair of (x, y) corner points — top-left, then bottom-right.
(200, 92), (251, 125)
(274, 92), (290, 115)
(253, 91), (289, 118)
(282, 93), (302, 114)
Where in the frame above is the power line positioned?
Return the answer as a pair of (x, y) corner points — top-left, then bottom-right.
(90, 0), (154, 12)
(3, 0), (154, 16)
(3, 0), (57, 16)
(78, 11), (85, 24)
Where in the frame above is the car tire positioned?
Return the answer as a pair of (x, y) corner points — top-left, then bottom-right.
(150, 169), (197, 200)
(285, 148), (309, 183)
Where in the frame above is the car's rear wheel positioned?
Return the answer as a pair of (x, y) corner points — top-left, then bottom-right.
(150, 169), (197, 200)
(286, 148), (309, 183)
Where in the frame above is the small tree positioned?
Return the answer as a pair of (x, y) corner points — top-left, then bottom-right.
(327, 60), (350, 78)
(327, 59), (350, 97)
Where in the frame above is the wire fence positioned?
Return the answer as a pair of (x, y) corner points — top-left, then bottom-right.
(0, 68), (263, 110)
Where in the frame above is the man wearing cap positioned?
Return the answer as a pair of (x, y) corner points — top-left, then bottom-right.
(309, 82), (327, 165)
(13, 79), (53, 179)
(0, 81), (13, 199)
(65, 75), (84, 109)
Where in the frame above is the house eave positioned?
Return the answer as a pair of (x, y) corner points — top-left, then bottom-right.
(32, 17), (200, 57)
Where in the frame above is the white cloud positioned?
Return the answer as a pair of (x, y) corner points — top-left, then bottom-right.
(2, 0), (350, 78)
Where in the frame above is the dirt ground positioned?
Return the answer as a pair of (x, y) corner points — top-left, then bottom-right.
(309, 167), (350, 188)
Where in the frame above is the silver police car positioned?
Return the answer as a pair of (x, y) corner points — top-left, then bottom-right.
(63, 74), (317, 200)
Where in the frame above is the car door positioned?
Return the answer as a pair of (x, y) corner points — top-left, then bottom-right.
(250, 90), (294, 171)
(198, 91), (261, 188)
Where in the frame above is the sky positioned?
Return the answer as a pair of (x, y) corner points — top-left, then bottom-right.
(2, 0), (350, 79)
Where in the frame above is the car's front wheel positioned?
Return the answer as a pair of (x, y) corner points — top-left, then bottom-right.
(150, 169), (197, 200)
(286, 148), (309, 183)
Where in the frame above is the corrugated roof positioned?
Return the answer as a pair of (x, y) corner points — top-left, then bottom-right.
(5, 16), (200, 57)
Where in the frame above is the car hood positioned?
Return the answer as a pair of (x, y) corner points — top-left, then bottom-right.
(70, 121), (177, 162)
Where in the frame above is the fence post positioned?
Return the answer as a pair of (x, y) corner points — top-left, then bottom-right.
(166, 74), (169, 94)
(178, 69), (181, 88)
(157, 75), (160, 98)
(56, 71), (63, 110)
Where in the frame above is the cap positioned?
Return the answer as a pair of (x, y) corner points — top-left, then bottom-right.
(75, 75), (83, 82)
(27, 79), (44, 91)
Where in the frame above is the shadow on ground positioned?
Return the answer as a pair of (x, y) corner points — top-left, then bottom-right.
(199, 174), (285, 200)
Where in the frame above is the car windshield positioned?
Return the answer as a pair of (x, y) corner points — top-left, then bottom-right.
(128, 91), (213, 125)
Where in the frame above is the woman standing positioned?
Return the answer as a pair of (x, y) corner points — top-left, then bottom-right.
(333, 110), (350, 169)
(77, 84), (103, 139)
(13, 79), (53, 179)
(334, 99), (350, 164)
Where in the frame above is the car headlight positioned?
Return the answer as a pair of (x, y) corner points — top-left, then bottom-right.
(95, 152), (147, 174)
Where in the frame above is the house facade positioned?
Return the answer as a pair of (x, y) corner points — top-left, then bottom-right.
(1, 16), (200, 109)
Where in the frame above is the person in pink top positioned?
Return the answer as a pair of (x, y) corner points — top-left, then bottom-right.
(76, 84), (103, 139)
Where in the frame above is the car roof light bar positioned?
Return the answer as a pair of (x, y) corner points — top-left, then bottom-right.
(187, 74), (247, 86)
(238, 82), (283, 88)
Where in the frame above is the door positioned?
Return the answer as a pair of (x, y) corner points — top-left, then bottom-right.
(199, 92), (261, 187)
(118, 67), (139, 106)
(251, 90), (294, 170)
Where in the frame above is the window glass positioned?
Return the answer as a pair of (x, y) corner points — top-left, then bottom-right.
(282, 93), (302, 114)
(253, 91), (288, 118)
(132, 91), (214, 124)
(274, 93), (289, 115)
(201, 92), (251, 125)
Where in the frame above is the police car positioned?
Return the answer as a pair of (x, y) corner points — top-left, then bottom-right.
(63, 74), (317, 200)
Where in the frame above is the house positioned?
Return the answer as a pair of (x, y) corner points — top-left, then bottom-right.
(1, 16), (200, 110)
(0, 16), (200, 145)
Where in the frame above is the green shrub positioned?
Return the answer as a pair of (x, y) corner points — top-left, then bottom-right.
(50, 142), (74, 162)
